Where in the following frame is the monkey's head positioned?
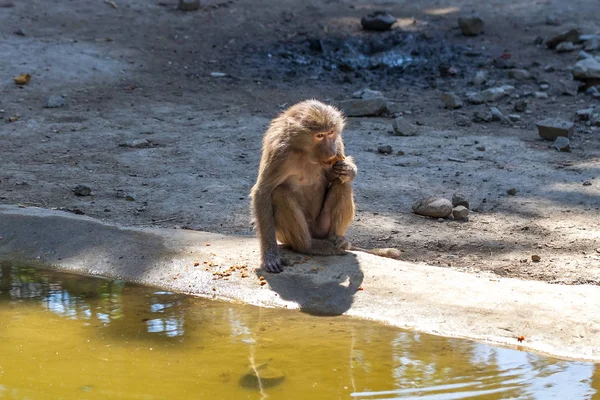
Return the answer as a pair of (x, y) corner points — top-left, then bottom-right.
(284, 100), (346, 164)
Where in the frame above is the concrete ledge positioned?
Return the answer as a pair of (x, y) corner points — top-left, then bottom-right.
(0, 205), (598, 362)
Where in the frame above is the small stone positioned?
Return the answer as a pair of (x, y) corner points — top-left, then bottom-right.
(586, 86), (600, 98)
(339, 98), (388, 117)
(472, 70), (487, 85)
(583, 181), (592, 186)
(556, 41), (575, 52)
(539, 83), (550, 91)
(584, 38), (600, 52)
(458, 16), (484, 36)
(481, 87), (506, 102)
(507, 188), (517, 196)
(476, 145), (486, 151)
(544, 65), (555, 72)
(392, 117), (418, 136)
(575, 108), (594, 120)
(534, 36), (544, 45)
(440, 92), (463, 109)
(545, 15), (560, 26)
(573, 57), (600, 80)
(534, 91), (549, 99)
(455, 114), (471, 127)
(452, 193), (470, 209)
(467, 92), (484, 105)
(531, 254), (541, 262)
(557, 79), (579, 96)
(452, 206), (469, 220)
(546, 28), (581, 49)
(536, 118), (575, 140)
(352, 88), (384, 100)
(14, 28), (25, 36)
(508, 114), (521, 122)
(578, 50), (594, 60)
(553, 137), (571, 152)
(507, 69), (530, 80)
(360, 11), (396, 31)
(44, 95), (66, 108)
(178, 0), (200, 11)
(210, 72), (226, 77)
(514, 100), (528, 112)
(473, 110), (493, 123)
(489, 107), (503, 121)
(377, 145), (393, 154)
(412, 197), (453, 218)
(72, 184), (92, 196)
(120, 139), (151, 148)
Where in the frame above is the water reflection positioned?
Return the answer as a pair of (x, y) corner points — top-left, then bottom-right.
(0, 263), (598, 400)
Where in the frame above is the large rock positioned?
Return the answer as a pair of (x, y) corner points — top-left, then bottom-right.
(361, 11), (396, 31)
(553, 137), (571, 152)
(556, 41), (575, 52)
(467, 92), (484, 105)
(412, 197), (453, 218)
(440, 92), (463, 109)
(339, 98), (387, 117)
(452, 193), (470, 209)
(458, 16), (484, 36)
(392, 117), (418, 136)
(572, 57), (600, 80)
(507, 69), (530, 80)
(546, 28), (581, 49)
(481, 87), (507, 102)
(352, 88), (384, 99)
(536, 118), (575, 140)
(452, 206), (469, 220)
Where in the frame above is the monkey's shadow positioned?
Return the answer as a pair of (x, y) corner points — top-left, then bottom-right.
(257, 249), (364, 317)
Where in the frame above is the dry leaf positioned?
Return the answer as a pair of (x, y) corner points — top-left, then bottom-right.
(14, 73), (30, 85)
(517, 335), (525, 342)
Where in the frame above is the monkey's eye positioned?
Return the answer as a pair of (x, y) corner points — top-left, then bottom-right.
(328, 130), (335, 136)
(315, 133), (325, 139)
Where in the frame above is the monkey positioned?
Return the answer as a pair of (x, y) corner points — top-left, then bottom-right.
(250, 99), (358, 273)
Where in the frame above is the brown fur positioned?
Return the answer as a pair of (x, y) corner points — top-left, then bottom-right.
(250, 100), (357, 272)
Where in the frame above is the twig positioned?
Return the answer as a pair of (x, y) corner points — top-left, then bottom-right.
(448, 157), (467, 163)
(104, 0), (118, 8)
(131, 217), (177, 226)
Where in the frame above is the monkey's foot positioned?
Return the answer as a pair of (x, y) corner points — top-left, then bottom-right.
(262, 253), (283, 273)
(328, 235), (351, 251)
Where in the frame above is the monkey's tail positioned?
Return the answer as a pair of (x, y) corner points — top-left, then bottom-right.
(349, 246), (402, 259)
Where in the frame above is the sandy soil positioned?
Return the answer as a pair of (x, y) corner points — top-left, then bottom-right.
(1, 0), (599, 284)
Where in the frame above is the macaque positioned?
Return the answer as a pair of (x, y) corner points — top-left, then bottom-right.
(250, 100), (357, 273)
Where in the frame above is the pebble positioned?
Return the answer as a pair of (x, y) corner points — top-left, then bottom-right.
(72, 184), (92, 196)
(557, 79), (579, 96)
(556, 41), (575, 52)
(514, 100), (528, 112)
(455, 114), (472, 127)
(472, 70), (487, 85)
(481, 87), (506, 102)
(553, 137), (571, 152)
(545, 15), (560, 26)
(473, 110), (493, 123)
(507, 188), (517, 196)
(544, 65), (555, 72)
(572, 57), (600, 80)
(583, 181), (592, 186)
(44, 95), (66, 108)
(440, 92), (463, 109)
(507, 69), (530, 80)
(476, 145), (486, 151)
(584, 38), (600, 52)
(546, 28), (581, 49)
(467, 92), (484, 105)
(452, 205), (469, 220)
(531, 254), (541, 262)
(586, 86), (600, 98)
(412, 197), (453, 218)
(575, 108), (594, 120)
(361, 11), (396, 31)
(392, 117), (418, 136)
(536, 118), (574, 140)
(534, 36), (544, 45)
(178, 0), (200, 11)
(539, 83), (550, 91)
(120, 139), (151, 148)
(458, 16), (484, 36)
(352, 88), (384, 99)
(377, 145), (393, 154)
(508, 114), (521, 122)
(578, 50), (593, 60)
(489, 107), (503, 121)
(210, 72), (226, 77)
(339, 98), (388, 117)
(534, 91), (549, 99)
(452, 193), (470, 209)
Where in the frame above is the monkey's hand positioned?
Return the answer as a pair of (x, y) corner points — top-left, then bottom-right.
(262, 249), (283, 273)
(332, 158), (357, 183)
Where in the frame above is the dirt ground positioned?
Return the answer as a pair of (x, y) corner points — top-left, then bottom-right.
(1, 0), (599, 284)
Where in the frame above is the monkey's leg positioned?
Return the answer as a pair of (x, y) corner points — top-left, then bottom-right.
(314, 180), (355, 249)
(273, 186), (346, 257)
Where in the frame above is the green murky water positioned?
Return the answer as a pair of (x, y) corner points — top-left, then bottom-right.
(0, 264), (598, 400)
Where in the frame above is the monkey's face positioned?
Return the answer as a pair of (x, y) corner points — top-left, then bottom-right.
(312, 130), (341, 164)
